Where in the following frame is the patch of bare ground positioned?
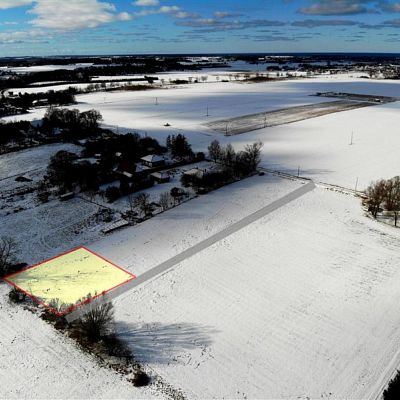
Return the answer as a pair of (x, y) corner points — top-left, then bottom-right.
(206, 100), (373, 135)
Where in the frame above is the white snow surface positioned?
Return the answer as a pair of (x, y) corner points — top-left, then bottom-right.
(89, 174), (301, 276)
(8, 76), (400, 189)
(0, 289), (159, 399)
(109, 188), (400, 399)
(2, 74), (400, 399)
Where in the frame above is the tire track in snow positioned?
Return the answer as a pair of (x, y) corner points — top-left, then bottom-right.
(66, 181), (315, 322)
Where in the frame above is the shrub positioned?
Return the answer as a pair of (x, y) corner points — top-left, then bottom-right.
(76, 302), (114, 343)
(105, 186), (121, 203)
(8, 287), (26, 303)
(0, 237), (18, 277)
(132, 370), (151, 387)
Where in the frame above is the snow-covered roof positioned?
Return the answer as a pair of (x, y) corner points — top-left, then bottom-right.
(151, 171), (170, 179)
(122, 171), (133, 179)
(141, 154), (164, 163)
(184, 168), (207, 177)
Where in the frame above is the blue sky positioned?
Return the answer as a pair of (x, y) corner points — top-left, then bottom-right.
(1, 0), (400, 56)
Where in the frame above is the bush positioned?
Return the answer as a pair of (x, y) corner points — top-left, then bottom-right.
(132, 370), (151, 387)
(384, 371), (400, 399)
(8, 287), (26, 303)
(76, 302), (114, 343)
(0, 237), (18, 277)
(105, 186), (121, 203)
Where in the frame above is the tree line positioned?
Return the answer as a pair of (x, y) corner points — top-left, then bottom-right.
(366, 176), (400, 226)
(181, 140), (263, 192)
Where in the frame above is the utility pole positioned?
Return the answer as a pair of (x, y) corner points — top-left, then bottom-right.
(355, 177), (359, 193)
(297, 166), (300, 177)
(206, 106), (209, 117)
(225, 122), (229, 136)
(264, 114), (267, 128)
(350, 131), (354, 145)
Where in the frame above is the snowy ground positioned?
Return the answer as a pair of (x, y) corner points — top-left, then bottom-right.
(89, 174), (301, 276)
(0, 143), (80, 181)
(0, 289), (160, 399)
(108, 188), (400, 399)
(2, 73), (400, 399)
(0, 63), (94, 73)
(7, 75), (400, 189)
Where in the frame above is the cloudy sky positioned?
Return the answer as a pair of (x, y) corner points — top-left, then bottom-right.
(1, 0), (400, 56)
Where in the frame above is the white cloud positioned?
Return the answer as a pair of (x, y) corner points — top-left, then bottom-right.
(0, 29), (48, 44)
(28, 0), (131, 30)
(135, 5), (197, 19)
(0, 0), (33, 9)
(133, 0), (159, 6)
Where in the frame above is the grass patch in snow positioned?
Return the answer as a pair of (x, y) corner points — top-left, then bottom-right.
(3, 247), (135, 315)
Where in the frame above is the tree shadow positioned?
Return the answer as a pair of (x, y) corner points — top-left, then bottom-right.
(116, 321), (218, 364)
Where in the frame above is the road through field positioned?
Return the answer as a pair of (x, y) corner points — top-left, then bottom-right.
(67, 180), (316, 321)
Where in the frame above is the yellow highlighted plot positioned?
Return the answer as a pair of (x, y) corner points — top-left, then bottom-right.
(5, 247), (135, 314)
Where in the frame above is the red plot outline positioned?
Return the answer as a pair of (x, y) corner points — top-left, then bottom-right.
(2, 246), (136, 317)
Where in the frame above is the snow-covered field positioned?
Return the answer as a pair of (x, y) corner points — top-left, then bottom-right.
(110, 188), (400, 399)
(0, 143), (80, 181)
(0, 289), (160, 399)
(0, 63), (93, 73)
(2, 73), (400, 399)
(8, 75), (400, 189)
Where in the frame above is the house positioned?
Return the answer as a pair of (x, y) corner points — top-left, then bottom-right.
(183, 167), (208, 179)
(32, 99), (49, 107)
(150, 171), (170, 184)
(140, 154), (165, 168)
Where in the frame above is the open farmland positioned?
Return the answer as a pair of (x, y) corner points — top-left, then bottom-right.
(8, 76), (400, 189)
(206, 100), (374, 135)
(106, 188), (400, 399)
(0, 289), (160, 400)
(2, 71), (400, 399)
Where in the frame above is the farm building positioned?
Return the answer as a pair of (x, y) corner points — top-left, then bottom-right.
(140, 154), (165, 168)
(183, 167), (208, 180)
(150, 171), (170, 183)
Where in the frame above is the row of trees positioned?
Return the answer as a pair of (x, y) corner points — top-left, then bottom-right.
(166, 134), (194, 159)
(208, 140), (263, 177)
(0, 120), (33, 146)
(182, 140), (263, 192)
(46, 150), (100, 192)
(126, 188), (187, 218)
(43, 107), (102, 137)
(366, 176), (400, 226)
(2, 89), (75, 110)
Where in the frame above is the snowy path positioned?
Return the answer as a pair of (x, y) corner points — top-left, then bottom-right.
(67, 180), (315, 321)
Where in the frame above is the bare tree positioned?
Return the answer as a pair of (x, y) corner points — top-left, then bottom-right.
(385, 176), (400, 227)
(134, 193), (152, 217)
(243, 141), (264, 172)
(223, 143), (236, 167)
(127, 194), (136, 214)
(36, 180), (50, 204)
(0, 237), (17, 277)
(76, 302), (114, 342)
(366, 180), (387, 218)
(159, 192), (173, 211)
(208, 140), (223, 163)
